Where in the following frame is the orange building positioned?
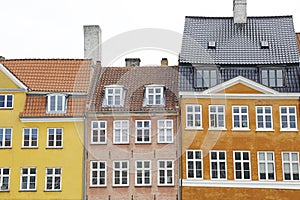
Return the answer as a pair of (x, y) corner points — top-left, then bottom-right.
(179, 1), (300, 199)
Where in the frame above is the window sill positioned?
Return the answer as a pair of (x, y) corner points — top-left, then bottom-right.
(280, 129), (299, 132)
(157, 142), (174, 144)
(157, 184), (175, 187)
(231, 128), (251, 132)
(0, 108), (13, 110)
(44, 190), (62, 192)
(89, 185), (107, 188)
(46, 147), (63, 149)
(113, 143), (129, 145)
(208, 128), (227, 131)
(19, 189), (37, 192)
(21, 147), (38, 149)
(112, 185), (129, 187)
(90, 142), (107, 145)
(135, 142), (152, 144)
(135, 184), (152, 187)
(256, 129), (274, 132)
(0, 190), (9, 192)
(185, 127), (203, 131)
(0, 147), (12, 149)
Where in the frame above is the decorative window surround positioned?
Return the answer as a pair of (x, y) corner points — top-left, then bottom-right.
(0, 94), (13, 109)
(158, 160), (174, 186)
(186, 105), (202, 129)
(135, 120), (151, 143)
(233, 151), (251, 180)
(47, 128), (63, 148)
(45, 168), (62, 191)
(186, 150), (203, 179)
(210, 151), (227, 180)
(282, 152), (300, 181)
(113, 161), (129, 186)
(20, 167), (36, 191)
(113, 120), (129, 144)
(209, 105), (225, 130)
(157, 120), (173, 143)
(144, 85), (165, 106)
(90, 161), (106, 187)
(280, 106), (298, 131)
(232, 106), (249, 130)
(258, 152), (276, 181)
(135, 160), (151, 186)
(103, 85), (125, 107)
(22, 128), (38, 148)
(256, 106), (273, 131)
(91, 121), (107, 144)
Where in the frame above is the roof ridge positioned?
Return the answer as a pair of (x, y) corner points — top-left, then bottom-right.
(185, 15), (293, 19)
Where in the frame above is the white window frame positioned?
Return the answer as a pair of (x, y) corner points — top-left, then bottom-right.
(45, 168), (62, 191)
(186, 150), (203, 179)
(209, 105), (225, 130)
(0, 128), (12, 148)
(47, 94), (66, 113)
(157, 160), (174, 186)
(0, 168), (10, 191)
(47, 128), (63, 148)
(257, 151), (276, 181)
(256, 106), (273, 131)
(113, 120), (129, 144)
(0, 94), (13, 109)
(261, 69), (284, 87)
(113, 160), (129, 187)
(195, 69), (218, 88)
(91, 121), (107, 144)
(135, 160), (151, 186)
(90, 161), (106, 187)
(145, 85), (164, 106)
(232, 106), (249, 130)
(233, 151), (251, 180)
(135, 120), (151, 143)
(210, 150), (227, 180)
(20, 167), (36, 191)
(104, 85), (124, 107)
(22, 128), (38, 148)
(282, 152), (300, 181)
(186, 105), (202, 129)
(280, 106), (298, 131)
(157, 120), (173, 143)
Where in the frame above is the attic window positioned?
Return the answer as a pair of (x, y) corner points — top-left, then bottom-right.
(47, 94), (67, 113)
(208, 41), (216, 49)
(103, 85), (125, 107)
(261, 41), (269, 49)
(144, 85), (165, 107)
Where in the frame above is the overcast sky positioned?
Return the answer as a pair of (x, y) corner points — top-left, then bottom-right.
(0, 0), (299, 66)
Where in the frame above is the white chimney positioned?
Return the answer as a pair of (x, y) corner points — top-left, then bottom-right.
(84, 25), (102, 63)
(233, 0), (247, 24)
(125, 58), (141, 67)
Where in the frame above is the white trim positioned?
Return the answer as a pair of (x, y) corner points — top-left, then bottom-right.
(29, 91), (87, 96)
(44, 167), (62, 191)
(0, 94), (14, 109)
(157, 120), (174, 143)
(281, 152), (300, 181)
(232, 106), (249, 130)
(256, 106), (273, 130)
(46, 94), (66, 114)
(233, 151), (251, 181)
(20, 118), (84, 123)
(135, 160), (152, 186)
(19, 167), (37, 191)
(22, 128), (38, 148)
(113, 120), (129, 144)
(186, 150), (203, 180)
(182, 180), (300, 190)
(202, 76), (279, 95)
(113, 160), (129, 187)
(90, 161), (107, 187)
(186, 104), (202, 129)
(279, 106), (298, 131)
(0, 64), (28, 90)
(209, 105), (225, 129)
(157, 160), (174, 186)
(87, 112), (177, 117)
(257, 151), (276, 181)
(47, 128), (63, 148)
(179, 93), (300, 99)
(91, 121), (107, 144)
(135, 120), (151, 144)
(0, 128), (12, 148)
(210, 150), (227, 180)
(0, 168), (10, 191)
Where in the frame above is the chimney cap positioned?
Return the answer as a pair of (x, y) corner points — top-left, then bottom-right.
(161, 58), (168, 66)
(0, 56), (5, 61)
(125, 58), (141, 67)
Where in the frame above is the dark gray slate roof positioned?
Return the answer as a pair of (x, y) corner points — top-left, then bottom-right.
(180, 16), (300, 65)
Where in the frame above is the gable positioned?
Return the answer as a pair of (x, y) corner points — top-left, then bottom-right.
(0, 64), (27, 90)
(216, 83), (264, 94)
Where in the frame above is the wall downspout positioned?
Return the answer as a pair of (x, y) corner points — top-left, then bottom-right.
(82, 113), (87, 200)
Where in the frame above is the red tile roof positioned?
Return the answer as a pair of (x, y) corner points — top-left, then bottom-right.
(1, 59), (93, 93)
(296, 33), (300, 55)
(90, 66), (178, 112)
(20, 95), (87, 118)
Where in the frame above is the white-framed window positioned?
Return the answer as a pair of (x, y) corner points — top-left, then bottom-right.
(280, 106), (298, 131)
(0, 94), (13, 109)
(90, 161), (106, 187)
(45, 168), (62, 191)
(47, 128), (63, 148)
(186, 105), (202, 129)
(186, 150), (203, 179)
(145, 85), (164, 106)
(113, 161), (129, 186)
(135, 160), (151, 186)
(195, 69), (217, 88)
(282, 152), (300, 181)
(0, 128), (12, 148)
(103, 85), (124, 107)
(158, 160), (174, 186)
(135, 120), (151, 143)
(22, 128), (38, 148)
(209, 105), (225, 129)
(257, 152), (275, 181)
(91, 121), (107, 144)
(261, 69), (284, 87)
(232, 106), (249, 130)
(210, 151), (227, 180)
(113, 120), (129, 144)
(0, 168), (10, 191)
(256, 106), (273, 131)
(158, 120), (173, 143)
(47, 94), (66, 113)
(20, 167), (36, 191)
(233, 151), (251, 180)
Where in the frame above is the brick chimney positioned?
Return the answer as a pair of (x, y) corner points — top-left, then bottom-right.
(233, 0), (247, 24)
(84, 25), (102, 63)
(0, 56), (5, 61)
(125, 58), (141, 67)
(161, 58), (168, 66)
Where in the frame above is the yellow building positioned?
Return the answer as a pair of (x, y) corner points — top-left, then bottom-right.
(0, 59), (93, 200)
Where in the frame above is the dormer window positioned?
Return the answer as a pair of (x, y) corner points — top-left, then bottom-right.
(195, 68), (218, 88)
(47, 94), (66, 113)
(261, 69), (284, 87)
(144, 85), (165, 106)
(103, 85), (125, 107)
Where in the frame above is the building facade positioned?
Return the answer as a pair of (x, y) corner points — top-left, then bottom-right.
(179, 1), (300, 199)
(0, 59), (93, 200)
(86, 59), (179, 200)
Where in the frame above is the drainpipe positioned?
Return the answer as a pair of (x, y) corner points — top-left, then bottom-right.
(177, 97), (182, 200)
(82, 113), (87, 200)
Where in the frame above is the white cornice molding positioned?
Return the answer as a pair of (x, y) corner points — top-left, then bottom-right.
(0, 64), (28, 91)
(182, 180), (300, 190)
(20, 117), (84, 123)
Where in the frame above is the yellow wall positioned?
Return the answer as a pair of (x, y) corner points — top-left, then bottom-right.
(0, 71), (84, 200)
